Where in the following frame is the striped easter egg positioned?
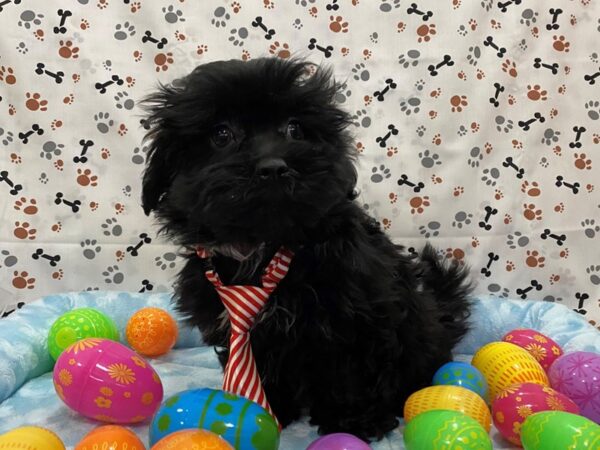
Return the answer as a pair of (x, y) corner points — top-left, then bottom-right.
(472, 342), (549, 400)
(521, 411), (600, 449)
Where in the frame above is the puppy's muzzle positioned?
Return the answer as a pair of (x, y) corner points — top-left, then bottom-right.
(256, 157), (290, 180)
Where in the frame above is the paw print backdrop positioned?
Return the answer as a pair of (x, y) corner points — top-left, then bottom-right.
(0, 1), (599, 325)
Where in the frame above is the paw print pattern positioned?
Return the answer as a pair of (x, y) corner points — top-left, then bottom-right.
(582, 219), (600, 238)
(94, 112), (114, 134)
(400, 98), (421, 115)
(1, 0), (599, 326)
(103, 265), (124, 284)
(419, 150), (441, 168)
(351, 63), (369, 81)
(163, 5), (185, 23)
(81, 239), (102, 259)
(102, 218), (122, 236)
(155, 252), (178, 270)
(114, 22), (136, 40)
(398, 50), (420, 68)
(371, 165), (391, 183)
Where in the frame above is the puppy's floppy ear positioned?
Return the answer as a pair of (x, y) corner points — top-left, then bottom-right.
(139, 80), (187, 216)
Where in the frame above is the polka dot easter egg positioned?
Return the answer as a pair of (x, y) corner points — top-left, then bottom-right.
(48, 308), (119, 360)
(149, 388), (280, 450)
(53, 338), (163, 424)
(432, 361), (489, 402)
(502, 329), (563, 371)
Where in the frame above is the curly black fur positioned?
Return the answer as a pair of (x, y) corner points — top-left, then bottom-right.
(141, 57), (472, 441)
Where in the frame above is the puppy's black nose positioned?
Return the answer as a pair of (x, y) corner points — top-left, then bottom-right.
(256, 158), (289, 180)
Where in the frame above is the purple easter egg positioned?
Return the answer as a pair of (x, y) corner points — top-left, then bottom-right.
(549, 351), (600, 424)
(307, 433), (371, 450)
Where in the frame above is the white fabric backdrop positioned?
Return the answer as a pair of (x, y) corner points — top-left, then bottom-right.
(0, 0), (599, 325)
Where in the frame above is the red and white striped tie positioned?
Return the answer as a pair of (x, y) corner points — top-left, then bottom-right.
(196, 246), (294, 425)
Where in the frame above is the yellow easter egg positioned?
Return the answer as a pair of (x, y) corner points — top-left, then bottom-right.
(472, 341), (549, 400)
(0, 426), (65, 450)
(403, 385), (492, 432)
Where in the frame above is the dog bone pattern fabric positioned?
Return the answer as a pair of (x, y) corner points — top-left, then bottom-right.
(0, 1), (599, 325)
(1, 291), (600, 448)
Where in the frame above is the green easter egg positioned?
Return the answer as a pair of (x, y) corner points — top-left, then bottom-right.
(404, 410), (492, 450)
(48, 308), (119, 360)
(521, 411), (600, 450)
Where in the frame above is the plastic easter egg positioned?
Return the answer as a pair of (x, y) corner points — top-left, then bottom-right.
(307, 433), (371, 450)
(126, 307), (178, 357)
(48, 308), (119, 360)
(151, 429), (233, 449)
(53, 338), (163, 423)
(150, 388), (279, 450)
(0, 426), (65, 450)
(521, 411), (600, 449)
(471, 341), (549, 400)
(75, 425), (146, 450)
(403, 385), (491, 432)
(502, 329), (563, 370)
(492, 382), (579, 446)
(549, 351), (600, 423)
(403, 410), (492, 450)
(432, 361), (489, 401)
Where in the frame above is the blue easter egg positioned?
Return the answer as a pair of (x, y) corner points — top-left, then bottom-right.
(149, 388), (279, 450)
(432, 361), (489, 402)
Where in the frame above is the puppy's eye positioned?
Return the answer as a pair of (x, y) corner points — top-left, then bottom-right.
(286, 120), (304, 140)
(211, 124), (233, 147)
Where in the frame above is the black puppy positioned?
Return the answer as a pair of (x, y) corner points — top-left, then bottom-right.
(141, 57), (471, 440)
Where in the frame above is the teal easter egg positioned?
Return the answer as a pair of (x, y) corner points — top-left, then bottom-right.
(149, 388), (279, 450)
(403, 410), (492, 450)
(432, 361), (489, 402)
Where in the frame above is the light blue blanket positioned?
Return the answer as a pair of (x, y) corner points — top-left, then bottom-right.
(1, 292), (599, 449)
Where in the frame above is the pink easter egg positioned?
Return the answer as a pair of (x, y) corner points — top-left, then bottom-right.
(492, 382), (579, 446)
(53, 338), (163, 424)
(549, 351), (600, 424)
(502, 329), (563, 371)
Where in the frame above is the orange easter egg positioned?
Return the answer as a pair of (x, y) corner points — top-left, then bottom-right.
(472, 342), (549, 400)
(75, 425), (146, 450)
(126, 307), (178, 357)
(403, 385), (492, 432)
(151, 429), (233, 450)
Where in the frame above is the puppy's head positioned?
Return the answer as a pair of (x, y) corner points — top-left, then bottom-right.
(141, 57), (356, 256)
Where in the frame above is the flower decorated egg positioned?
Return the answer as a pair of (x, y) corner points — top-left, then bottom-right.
(472, 342), (549, 400)
(75, 425), (146, 450)
(432, 361), (489, 401)
(492, 382), (579, 446)
(126, 307), (178, 357)
(307, 433), (371, 450)
(0, 426), (65, 450)
(48, 308), (119, 360)
(53, 338), (163, 424)
(403, 410), (492, 450)
(403, 385), (491, 432)
(521, 411), (600, 449)
(150, 388), (279, 450)
(151, 430), (233, 450)
(549, 351), (600, 423)
(502, 329), (563, 371)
